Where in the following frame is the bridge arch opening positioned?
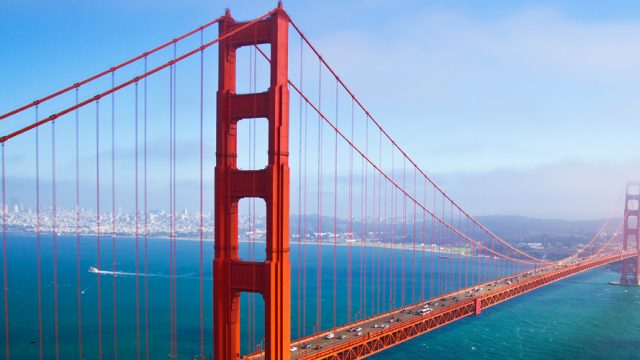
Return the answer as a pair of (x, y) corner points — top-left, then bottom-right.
(238, 197), (267, 262)
(237, 118), (269, 171)
(235, 45), (271, 95)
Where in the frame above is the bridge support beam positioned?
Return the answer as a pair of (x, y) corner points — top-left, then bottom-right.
(214, 5), (291, 360)
(615, 182), (640, 286)
(474, 298), (482, 315)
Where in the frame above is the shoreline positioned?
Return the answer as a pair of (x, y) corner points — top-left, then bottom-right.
(7, 230), (479, 257)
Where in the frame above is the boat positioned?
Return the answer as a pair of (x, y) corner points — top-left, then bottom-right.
(88, 266), (99, 273)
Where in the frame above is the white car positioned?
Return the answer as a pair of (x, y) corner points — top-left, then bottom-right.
(324, 332), (335, 339)
(290, 346), (298, 352)
(418, 308), (433, 315)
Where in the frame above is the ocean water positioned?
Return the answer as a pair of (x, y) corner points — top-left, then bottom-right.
(0, 235), (638, 359)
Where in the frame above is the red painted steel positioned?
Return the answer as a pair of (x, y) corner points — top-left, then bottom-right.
(214, 5), (291, 360)
(619, 182), (640, 285)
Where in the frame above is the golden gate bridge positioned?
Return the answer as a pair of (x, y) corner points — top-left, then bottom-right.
(0, 4), (638, 360)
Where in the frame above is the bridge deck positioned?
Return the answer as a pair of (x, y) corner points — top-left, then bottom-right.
(244, 251), (635, 360)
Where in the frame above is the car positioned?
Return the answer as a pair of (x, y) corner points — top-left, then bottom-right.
(315, 345), (322, 350)
(324, 332), (335, 339)
(290, 346), (298, 352)
(338, 335), (346, 339)
(356, 331), (363, 336)
(418, 308), (433, 315)
(302, 343), (312, 349)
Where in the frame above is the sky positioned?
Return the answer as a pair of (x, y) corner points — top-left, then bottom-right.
(2, 0), (640, 220)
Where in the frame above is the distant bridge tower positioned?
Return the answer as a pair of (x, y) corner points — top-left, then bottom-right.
(214, 5), (291, 360)
(619, 182), (640, 285)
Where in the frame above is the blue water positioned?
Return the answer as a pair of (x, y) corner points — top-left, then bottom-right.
(0, 235), (638, 359)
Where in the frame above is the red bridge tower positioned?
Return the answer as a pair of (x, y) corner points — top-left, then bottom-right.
(619, 182), (640, 285)
(214, 5), (291, 360)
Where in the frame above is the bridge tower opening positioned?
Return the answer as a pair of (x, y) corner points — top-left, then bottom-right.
(618, 182), (640, 286)
(214, 5), (291, 360)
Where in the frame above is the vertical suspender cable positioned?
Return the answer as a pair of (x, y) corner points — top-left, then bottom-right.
(1, 143), (8, 360)
(400, 157), (406, 306)
(377, 130), (383, 313)
(198, 29), (205, 360)
(332, 80), (338, 329)
(381, 172), (387, 311)
(75, 88), (84, 360)
(465, 216), (469, 288)
(173, 47), (179, 356)
(143, 56), (150, 360)
(449, 202), (453, 292)
(363, 117), (369, 319)
(457, 209), (462, 290)
(347, 98), (353, 323)
(52, 119), (60, 360)
(35, 107), (44, 360)
(296, 36), (304, 340)
(438, 194), (444, 295)
(316, 59), (323, 333)
(370, 128), (377, 315)
(167, 47), (176, 357)
(390, 151), (395, 309)
(411, 168), (417, 303)
(134, 81), (141, 360)
(96, 100), (103, 360)
(302, 102), (308, 336)
(429, 186), (434, 300)
(111, 72), (118, 360)
(420, 179), (427, 301)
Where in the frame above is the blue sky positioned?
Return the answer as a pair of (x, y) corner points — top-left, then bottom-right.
(2, 0), (640, 219)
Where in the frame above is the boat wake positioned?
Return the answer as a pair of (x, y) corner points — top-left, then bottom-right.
(88, 266), (192, 278)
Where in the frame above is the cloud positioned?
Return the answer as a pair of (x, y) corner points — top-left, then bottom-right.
(306, 5), (640, 174)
